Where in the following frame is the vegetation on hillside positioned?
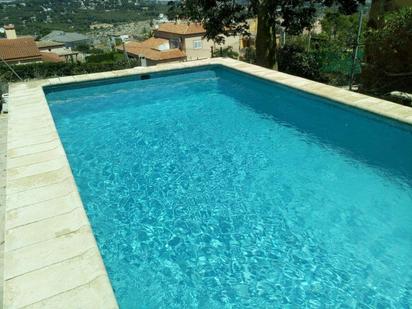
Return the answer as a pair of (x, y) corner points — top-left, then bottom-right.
(0, 60), (137, 82)
(361, 6), (412, 96)
(0, 0), (168, 36)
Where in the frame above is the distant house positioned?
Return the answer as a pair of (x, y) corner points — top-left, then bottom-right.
(36, 40), (66, 53)
(0, 24), (63, 64)
(0, 37), (42, 64)
(41, 31), (90, 49)
(36, 40), (79, 63)
(117, 37), (186, 66)
(154, 22), (240, 61)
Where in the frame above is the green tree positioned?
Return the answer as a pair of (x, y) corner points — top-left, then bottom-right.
(170, 0), (364, 69)
(361, 6), (412, 94)
(309, 9), (366, 85)
(320, 9), (365, 45)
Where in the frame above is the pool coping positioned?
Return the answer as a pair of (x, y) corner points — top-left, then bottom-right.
(5, 58), (412, 308)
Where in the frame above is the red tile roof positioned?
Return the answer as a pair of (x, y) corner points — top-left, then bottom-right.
(137, 37), (169, 50)
(0, 37), (42, 62)
(156, 23), (206, 36)
(118, 38), (186, 61)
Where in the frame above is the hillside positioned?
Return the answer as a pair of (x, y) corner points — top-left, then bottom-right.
(0, 0), (168, 36)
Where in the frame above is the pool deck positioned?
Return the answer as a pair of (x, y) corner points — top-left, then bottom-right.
(0, 112), (7, 306)
(4, 58), (412, 308)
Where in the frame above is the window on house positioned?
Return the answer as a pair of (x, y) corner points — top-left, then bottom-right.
(193, 40), (202, 49)
(170, 38), (180, 49)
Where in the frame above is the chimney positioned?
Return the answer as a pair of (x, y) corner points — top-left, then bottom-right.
(4, 24), (17, 39)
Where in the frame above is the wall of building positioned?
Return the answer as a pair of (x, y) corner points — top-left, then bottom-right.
(220, 35), (241, 54)
(5, 28), (17, 39)
(184, 36), (214, 61)
(38, 46), (69, 54)
(184, 35), (241, 61)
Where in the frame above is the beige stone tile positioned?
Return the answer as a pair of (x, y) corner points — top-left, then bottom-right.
(389, 106), (412, 121)
(72, 74), (96, 82)
(25, 80), (45, 89)
(9, 90), (41, 98)
(7, 157), (67, 180)
(8, 121), (53, 134)
(9, 105), (48, 117)
(25, 275), (118, 309)
(8, 107), (48, 118)
(9, 98), (45, 108)
(352, 97), (383, 106)
(6, 193), (79, 230)
(8, 114), (48, 125)
(404, 115), (412, 123)
(9, 125), (56, 140)
(47, 78), (60, 85)
(4, 225), (95, 279)
(266, 73), (297, 82)
(7, 132), (58, 150)
(7, 140), (61, 159)
(301, 83), (333, 93)
(6, 178), (74, 210)
(280, 78), (313, 87)
(371, 100), (401, 111)
(4, 250), (109, 308)
(95, 71), (119, 79)
(7, 167), (71, 194)
(7, 147), (64, 169)
(6, 194), (79, 231)
(111, 69), (135, 77)
(5, 207), (87, 251)
(58, 76), (76, 84)
(5, 193), (82, 229)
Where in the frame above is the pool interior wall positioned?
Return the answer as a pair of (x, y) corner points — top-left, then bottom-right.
(46, 66), (412, 308)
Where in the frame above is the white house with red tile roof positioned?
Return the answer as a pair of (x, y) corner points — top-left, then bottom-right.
(0, 25), (63, 64)
(36, 40), (79, 63)
(154, 22), (241, 61)
(0, 37), (42, 64)
(118, 37), (186, 66)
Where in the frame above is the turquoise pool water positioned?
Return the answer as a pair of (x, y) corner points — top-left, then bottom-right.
(46, 67), (412, 308)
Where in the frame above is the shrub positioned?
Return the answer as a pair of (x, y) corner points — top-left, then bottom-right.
(213, 46), (239, 59)
(85, 52), (123, 63)
(278, 43), (323, 81)
(361, 7), (412, 94)
(0, 60), (138, 83)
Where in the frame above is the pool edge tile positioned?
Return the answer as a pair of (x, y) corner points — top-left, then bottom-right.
(6, 78), (119, 307)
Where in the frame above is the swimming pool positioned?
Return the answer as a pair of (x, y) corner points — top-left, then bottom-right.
(46, 66), (412, 308)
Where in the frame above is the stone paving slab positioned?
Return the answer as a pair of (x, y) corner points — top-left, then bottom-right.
(0, 113), (8, 307)
(4, 58), (412, 308)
